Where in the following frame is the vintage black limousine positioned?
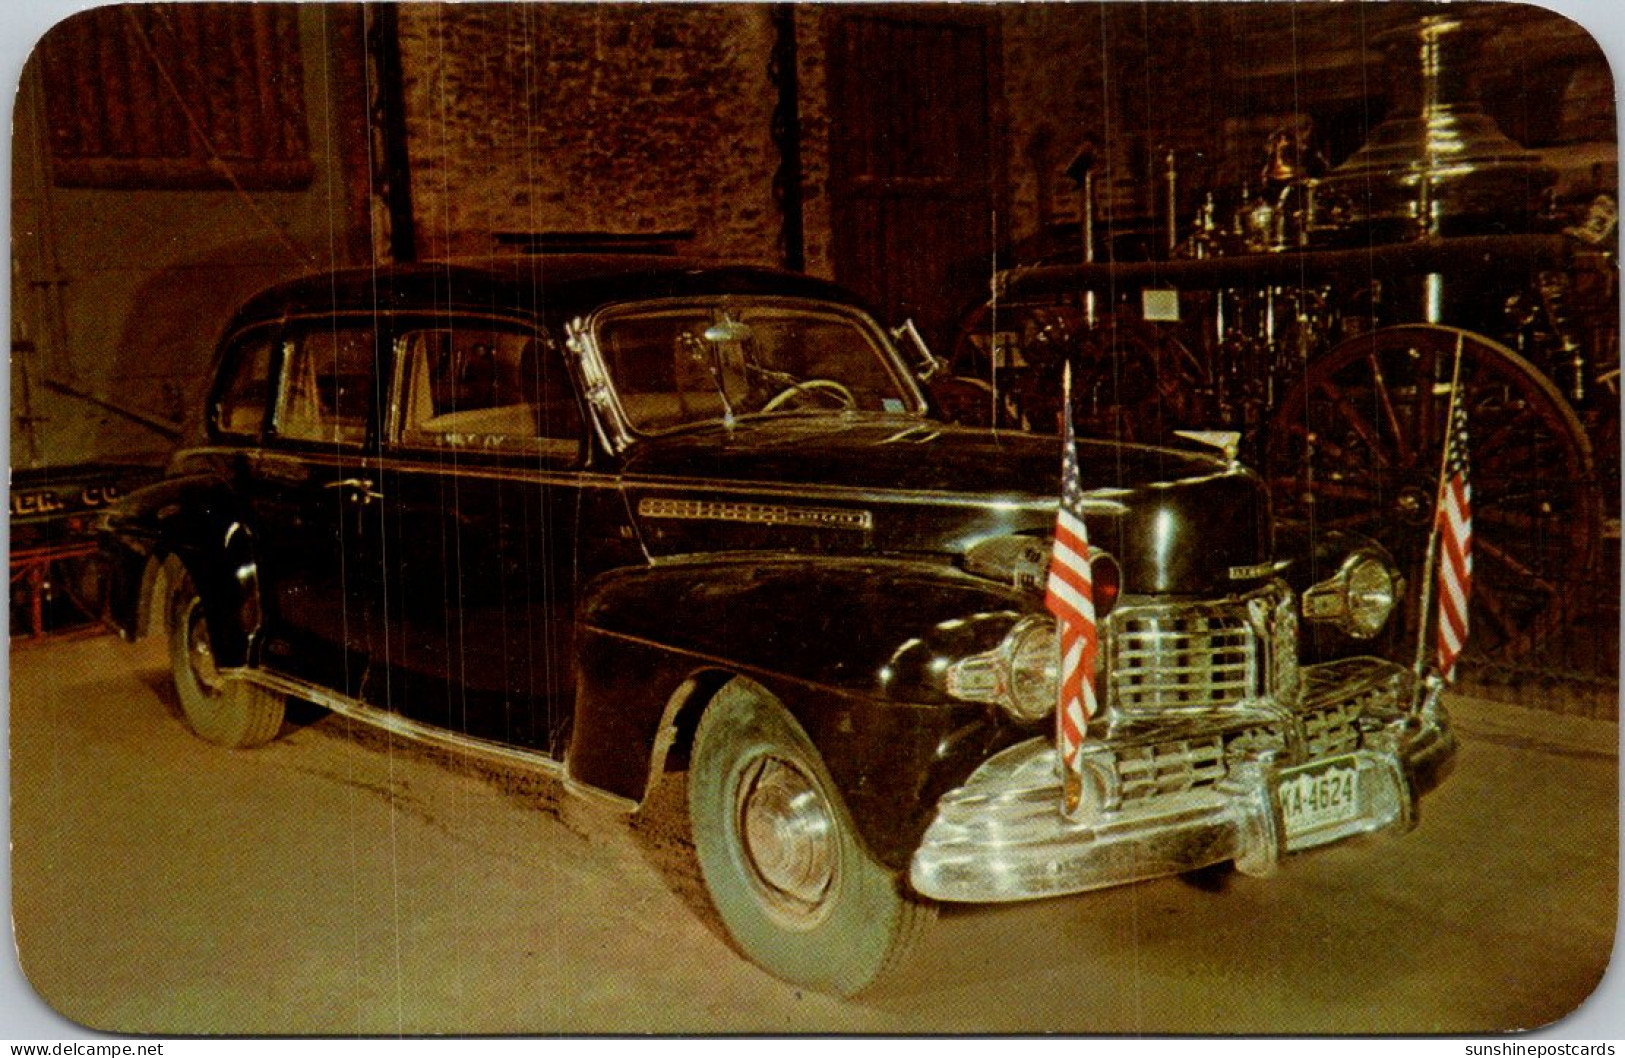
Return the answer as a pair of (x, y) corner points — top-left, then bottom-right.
(100, 255), (1455, 995)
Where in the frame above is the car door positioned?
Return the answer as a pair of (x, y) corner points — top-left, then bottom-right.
(245, 318), (384, 697)
(371, 318), (585, 755)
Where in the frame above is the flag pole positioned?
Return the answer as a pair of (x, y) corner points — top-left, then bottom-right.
(988, 210), (1000, 431)
(1056, 361), (1083, 815)
(1413, 333), (1466, 680)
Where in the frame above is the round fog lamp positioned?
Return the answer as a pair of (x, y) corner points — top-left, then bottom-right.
(1343, 555), (1397, 638)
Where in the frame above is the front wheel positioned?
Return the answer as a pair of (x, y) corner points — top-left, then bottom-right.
(688, 681), (935, 995)
(166, 565), (284, 748)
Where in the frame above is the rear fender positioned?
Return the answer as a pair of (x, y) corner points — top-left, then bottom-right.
(101, 476), (262, 667)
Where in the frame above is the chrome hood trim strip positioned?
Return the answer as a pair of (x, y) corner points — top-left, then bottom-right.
(637, 496), (873, 531)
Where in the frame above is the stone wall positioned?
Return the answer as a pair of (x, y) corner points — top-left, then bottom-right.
(395, 4), (785, 266)
(792, 5), (834, 280)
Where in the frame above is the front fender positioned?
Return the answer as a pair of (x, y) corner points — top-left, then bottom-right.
(577, 554), (1037, 697)
(1276, 519), (1407, 663)
(569, 554), (1040, 869)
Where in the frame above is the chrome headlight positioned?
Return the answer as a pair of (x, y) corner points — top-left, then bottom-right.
(1002, 618), (1061, 721)
(1302, 550), (1402, 638)
(945, 615), (1059, 723)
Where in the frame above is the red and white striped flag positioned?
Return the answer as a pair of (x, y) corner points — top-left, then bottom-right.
(1045, 366), (1098, 813)
(1434, 388), (1473, 681)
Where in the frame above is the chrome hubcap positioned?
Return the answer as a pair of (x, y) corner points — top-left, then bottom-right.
(187, 604), (223, 693)
(738, 756), (836, 916)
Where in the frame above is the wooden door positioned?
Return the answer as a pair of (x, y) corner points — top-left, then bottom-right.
(825, 10), (999, 353)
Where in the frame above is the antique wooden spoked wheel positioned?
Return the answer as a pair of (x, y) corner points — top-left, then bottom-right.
(942, 300), (1207, 441)
(1266, 324), (1600, 662)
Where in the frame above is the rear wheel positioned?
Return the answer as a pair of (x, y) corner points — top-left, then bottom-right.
(166, 566), (284, 748)
(688, 680), (934, 996)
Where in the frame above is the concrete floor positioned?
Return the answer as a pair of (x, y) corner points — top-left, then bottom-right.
(8, 632), (1618, 1035)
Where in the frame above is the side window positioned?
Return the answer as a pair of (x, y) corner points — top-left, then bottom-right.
(211, 332), (275, 439)
(274, 325), (377, 445)
(396, 326), (581, 458)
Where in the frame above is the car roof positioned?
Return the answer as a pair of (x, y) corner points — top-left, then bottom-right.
(225, 254), (872, 331)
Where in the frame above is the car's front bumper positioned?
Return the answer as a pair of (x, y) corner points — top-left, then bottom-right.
(908, 657), (1456, 903)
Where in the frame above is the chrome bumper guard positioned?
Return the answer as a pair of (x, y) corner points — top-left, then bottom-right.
(909, 658), (1456, 903)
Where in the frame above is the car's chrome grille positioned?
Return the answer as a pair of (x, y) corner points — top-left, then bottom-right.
(1302, 700), (1362, 758)
(1112, 736), (1227, 803)
(1092, 583), (1363, 808)
(1108, 725), (1292, 806)
(1104, 585), (1292, 717)
(1086, 656), (1424, 814)
(1109, 617), (1255, 711)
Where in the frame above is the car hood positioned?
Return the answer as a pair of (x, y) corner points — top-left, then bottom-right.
(620, 416), (1274, 596)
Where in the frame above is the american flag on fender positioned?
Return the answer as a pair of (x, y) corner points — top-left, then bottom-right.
(1045, 365), (1097, 814)
(1434, 388), (1473, 682)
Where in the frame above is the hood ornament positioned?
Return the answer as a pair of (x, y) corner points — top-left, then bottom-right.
(1174, 430), (1242, 465)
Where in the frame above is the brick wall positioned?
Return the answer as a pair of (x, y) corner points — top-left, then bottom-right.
(396, 4), (786, 265)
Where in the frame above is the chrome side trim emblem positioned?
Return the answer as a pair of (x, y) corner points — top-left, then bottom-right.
(637, 497), (873, 531)
(1229, 559), (1289, 580)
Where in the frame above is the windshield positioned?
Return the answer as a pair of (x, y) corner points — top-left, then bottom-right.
(593, 299), (924, 433)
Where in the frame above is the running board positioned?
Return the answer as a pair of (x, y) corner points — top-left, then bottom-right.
(220, 666), (639, 813)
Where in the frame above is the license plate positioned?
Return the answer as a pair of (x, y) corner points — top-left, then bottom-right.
(1277, 758), (1360, 838)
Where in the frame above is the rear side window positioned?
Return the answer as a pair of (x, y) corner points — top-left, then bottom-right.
(274, 325), (377, 445)
(394, 325), (581, 459)
(211, 333), (275, 439)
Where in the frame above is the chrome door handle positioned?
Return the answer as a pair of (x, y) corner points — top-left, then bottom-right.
(324, 478), (383, 503)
